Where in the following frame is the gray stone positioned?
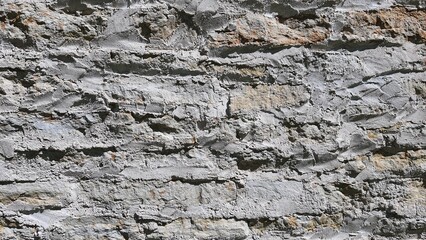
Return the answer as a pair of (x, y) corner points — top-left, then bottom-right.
(0, 140), (14, 159)
(0, 0), (425, 239)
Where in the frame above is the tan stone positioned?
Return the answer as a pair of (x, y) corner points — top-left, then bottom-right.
(230, 84), (309, 114)
(286, 216), (299, 229)
(371, 150), (426, 172)
(407, 180), (426, 203)
(371, 152), (409, 171)
(344, 7), (426, 43)
(151, 218), (250, 239)
(209, 13), (329, 47)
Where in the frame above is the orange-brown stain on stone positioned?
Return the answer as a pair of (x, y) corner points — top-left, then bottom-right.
(286, 216), (299, 229)
(22, 16), (37, 28)
(210, 13), (330, 47)
(344, 7), (426, 43)
(148, 189), (157, 200)
(371, 150), (426, 172)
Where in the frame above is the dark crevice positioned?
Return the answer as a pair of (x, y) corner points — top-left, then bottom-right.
(274, 157), (291, 168)
(225, 95), (232, 117)
(148, 122), (178, 133)
(109, 102), (120, 112)
(0, 179), (37, 185)
(133, 213), (170, 227)
(196, 120), (208, 130)
(209, 44), (298, 58)
(0, 180), (15, 185)
(19, 205), (63, 215)
(407, 33), (426, 44)
(372, 135), (418, 157)
(385, 210), (405, 219)
(316, 39), (401, 52)
(334, 182), (362, 200)
(15, 150), (40, 159)
(218, 72), (266, 83)
(276, 11), (318, 23)
(131, 112), (163, 123)
(49, 54), (75, 63)
(175, 9), (201, 35)
(1, 68), (35, 87)
(98, 111), (109, 122)
(79, 146), (117, 157)
(246, 217), (288, 231)
(71, 93), (98, 107)
(16, 146), (117, 160)
(8, 35), (37, 49)
(139, 22), (152, 40)
(236, 159), (271, 171)
(39, 149), (68, 161)
(156, 146), (194, 155)
(346, 112), (387, 122)
(16, 149), (68, 161)
(118, 230), (130, 240)
(373, 147), (408, 157)
(347, 170), (360, 178)
(107, 62), (204, 77)
(362, 68), (426, 81)
(170, 176), (226, 185)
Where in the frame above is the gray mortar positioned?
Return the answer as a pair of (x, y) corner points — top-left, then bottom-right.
(0, 0), (425, 239)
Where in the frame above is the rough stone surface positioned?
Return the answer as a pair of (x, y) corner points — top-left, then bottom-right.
(0, 0), (425, 239)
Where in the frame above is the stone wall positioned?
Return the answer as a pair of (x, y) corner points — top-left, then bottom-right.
(0, 0), (425, 239)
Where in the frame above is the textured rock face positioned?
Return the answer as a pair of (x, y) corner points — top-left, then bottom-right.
(0, 0), (425, 239)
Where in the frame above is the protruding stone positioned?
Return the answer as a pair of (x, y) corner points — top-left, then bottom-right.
(0, 140), (14, 159)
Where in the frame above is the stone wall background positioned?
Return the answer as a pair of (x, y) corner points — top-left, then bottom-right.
(0, 0), (425, 239)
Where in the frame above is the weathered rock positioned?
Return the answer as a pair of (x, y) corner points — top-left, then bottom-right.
(0, 140), (14, 159)
(0, 0), (425, 239)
